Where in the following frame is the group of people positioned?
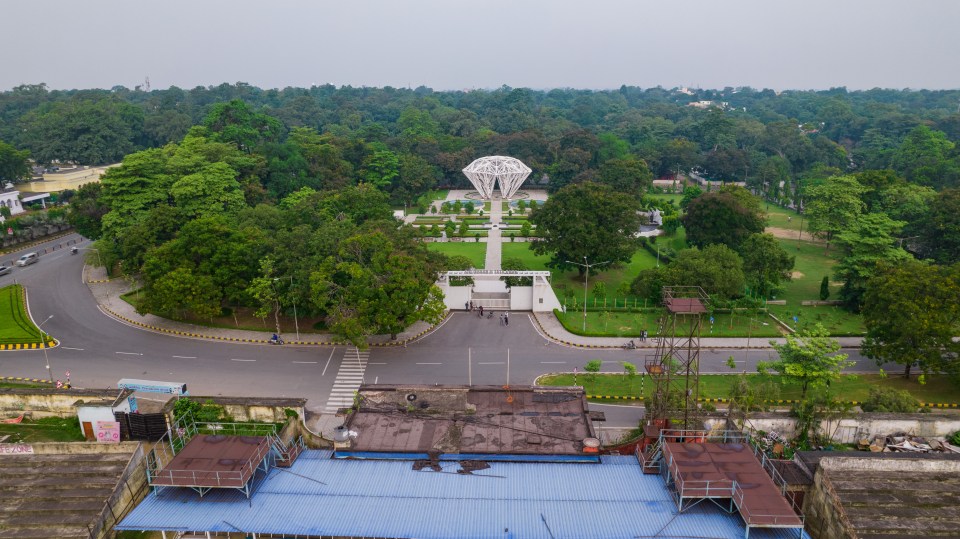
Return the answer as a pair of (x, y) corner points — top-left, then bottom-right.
(639, 329), (648, 341)
(465, 301), (509, 325)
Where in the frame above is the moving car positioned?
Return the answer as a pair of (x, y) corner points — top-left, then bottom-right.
(0, 264), (10, 276)
(15, 252), (39, 267)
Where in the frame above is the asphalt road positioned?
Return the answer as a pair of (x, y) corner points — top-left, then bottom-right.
(0, 233), (889, 425)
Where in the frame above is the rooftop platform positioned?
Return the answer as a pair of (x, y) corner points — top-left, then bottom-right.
(664, 442), (804, 531)
(340, 385), (599, 461)
(148, 434), (272, 491)
(119, 450), (808, 539)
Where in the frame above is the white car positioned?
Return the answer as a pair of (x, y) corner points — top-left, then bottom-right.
(0, 264), (11, 276)
(15, 252), (39, 267)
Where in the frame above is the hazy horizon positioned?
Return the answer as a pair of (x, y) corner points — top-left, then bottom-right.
(2, 0), (959, 92)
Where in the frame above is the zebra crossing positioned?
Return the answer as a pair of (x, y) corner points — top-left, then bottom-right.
(323, 348), (369, 414)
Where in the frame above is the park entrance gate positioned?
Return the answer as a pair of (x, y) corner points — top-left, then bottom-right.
(437, 270), (563, 313)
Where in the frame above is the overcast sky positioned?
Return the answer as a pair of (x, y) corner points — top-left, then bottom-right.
(2, 0), (958, 92)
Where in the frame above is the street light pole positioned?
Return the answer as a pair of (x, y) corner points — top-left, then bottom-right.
(566, 257), (609, 333)
(38, 315), (53, 383)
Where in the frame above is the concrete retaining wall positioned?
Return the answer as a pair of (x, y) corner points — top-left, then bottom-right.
(162, 396), (306, 423)
(735, 412), (960, 443)
(0, 388), (125, 419)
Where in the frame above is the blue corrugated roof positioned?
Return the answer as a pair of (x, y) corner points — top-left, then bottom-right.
(118, 450), (808, 539)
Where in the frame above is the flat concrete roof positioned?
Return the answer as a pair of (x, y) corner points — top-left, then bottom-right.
(343, 385), (595, 457)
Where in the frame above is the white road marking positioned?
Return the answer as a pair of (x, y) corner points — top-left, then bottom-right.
(478, 362), (504, 365)
(230, 358), (256, 362)
(416, 362), (442, 365)
(172, 355), (196, 359)
(293, 361), (318, 364)
(369, 362), (387, 365)
(321, 347), (337, 376)
(541, 361), (566, 364)
(115, 352), (142, 356)
(61, 347), (84, 351)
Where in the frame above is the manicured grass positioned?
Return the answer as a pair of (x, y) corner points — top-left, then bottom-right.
(766, 305), (866, 336)
(554, 309), (783, 338)
(774, 238), (840, 304)
(0, 285), (50, 345)
(426, 242), (487, 268)
(0, 416), (86, 443)
(538, 373), (960, 405)
(765, 204), (804, 232)
(0, 381), (49, 389)
(656, 227), (688, 253)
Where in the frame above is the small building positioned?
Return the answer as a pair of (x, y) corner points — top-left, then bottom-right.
(75, 389), (136, 441)
(0, 185), (24, 221)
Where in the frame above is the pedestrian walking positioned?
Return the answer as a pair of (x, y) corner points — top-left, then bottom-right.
(470, 300), (474, 311)
(499, 313), (504, 326)
(505, 311), (510, 326)
(465, 301), (470, 311)
(479, 305), (484, 317)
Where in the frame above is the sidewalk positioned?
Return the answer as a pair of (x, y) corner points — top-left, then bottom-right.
(531, 311), (864, 350)
(83, 264), (439, 347)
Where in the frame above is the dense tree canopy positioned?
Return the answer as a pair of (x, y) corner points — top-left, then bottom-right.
(862, 261), (960, 379)
(529, 182), (641, 275)
(681, 186), (766, 252)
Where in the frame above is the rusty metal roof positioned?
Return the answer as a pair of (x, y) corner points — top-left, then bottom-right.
(342, 385), (595, 457)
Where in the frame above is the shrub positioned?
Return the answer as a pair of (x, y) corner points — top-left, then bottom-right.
(860, 387), (919, 413)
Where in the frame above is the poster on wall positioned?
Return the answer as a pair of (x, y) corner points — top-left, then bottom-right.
(95, 421), (121, 443)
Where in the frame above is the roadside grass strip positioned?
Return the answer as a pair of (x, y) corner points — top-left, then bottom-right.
(0, 285), (54, 347)
(537, 372), (960, 408)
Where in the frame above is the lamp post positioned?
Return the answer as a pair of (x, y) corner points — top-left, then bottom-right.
(566, 257), (609, 333)
(274, 276), (300, 342)
(37, 315), (53, 383)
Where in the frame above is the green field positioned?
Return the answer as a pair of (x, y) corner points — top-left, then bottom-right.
(554, 309), (784, 338)
(765, 204), (804, 232)
(538, 373), (960, 405)
(0, 285), (50, 345)
(426, 242), (487, 268)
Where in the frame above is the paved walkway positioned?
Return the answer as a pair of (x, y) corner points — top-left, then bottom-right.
(531, 311), (864, 350)
(484, 196), (503, 270)
(83, 264), (435, 346)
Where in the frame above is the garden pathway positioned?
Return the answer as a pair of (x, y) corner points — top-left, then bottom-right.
(484, 196), (503, 270)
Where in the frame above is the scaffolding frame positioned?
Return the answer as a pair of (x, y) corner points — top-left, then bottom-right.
(645, 286), (709, 430)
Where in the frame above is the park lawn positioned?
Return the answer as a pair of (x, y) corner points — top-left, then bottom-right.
(0, 285), (49, 345)
(774, 238), (841, 304)
(648, 193), (684, 205)
(657, 227), (688, 253)
(500, 244), (659, 302)
(765, 204), (804, 232)
(426, 242), (487, 268)
(538, 373), (960, 405)
(415, 189), (449, 206)
(0, 416), (86, 443)
(554, 309), (783, 338)
(766, 305), (866, 335)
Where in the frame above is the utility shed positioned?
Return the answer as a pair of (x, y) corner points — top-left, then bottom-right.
(802, 454), (960, 539)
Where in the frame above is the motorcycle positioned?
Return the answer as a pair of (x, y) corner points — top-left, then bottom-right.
(622, 340), (636, 350)
(70, 246), (78, 255)
(269, 335), (284, 345)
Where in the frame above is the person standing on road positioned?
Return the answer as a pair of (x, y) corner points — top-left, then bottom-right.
(465, 301), (470, 311)
(479, 305), (484, 317)
(505, 311), (510, 326)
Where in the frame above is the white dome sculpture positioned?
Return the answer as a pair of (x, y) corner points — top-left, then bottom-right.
(462, 156), (532, 200)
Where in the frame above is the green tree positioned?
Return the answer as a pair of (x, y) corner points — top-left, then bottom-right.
(758, 323), (853, 400)
(667, 244), (746, 299)
(833, 213), (912, 310)
(804, 175), (867, 252)
(596, 157), (654, 198)
(860, 387), (919, 413)
(862, 261), (960, 378)
(740, 233), (795, 298)
(138, 266), (221, 321)
(530, 182), (641, 275)
(921, 188), (960, 264)
(360, 144), (400, 189)
(66, 182), (109, 240)
(819, 276), (830, 301)
(520, 221), (532, 236)
(500, 257), (532, 287)
(458, 220), (469, 236)
(890, 125), (958, 189)
(584, 359), (602, 381)
(0, 140), (31, 183)
(681, 187), (766, 252)
(203, 99), (284, 152)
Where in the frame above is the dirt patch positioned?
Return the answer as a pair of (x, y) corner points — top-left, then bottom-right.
(765, 227), (825, 243)
(791, 271), (804, 279)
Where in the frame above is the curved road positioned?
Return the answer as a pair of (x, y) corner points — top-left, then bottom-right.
(0, 233), (885, 421)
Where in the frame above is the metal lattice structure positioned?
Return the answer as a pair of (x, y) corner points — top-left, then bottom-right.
(462, 156), (532, 199)
(645, 286), (710, 430)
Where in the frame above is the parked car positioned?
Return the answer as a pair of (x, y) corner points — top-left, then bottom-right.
(0, 264), (11, 276)
(15, 252), (39, 267)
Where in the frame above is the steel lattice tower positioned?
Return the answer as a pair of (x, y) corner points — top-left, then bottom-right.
(644, 286), (709, 430)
